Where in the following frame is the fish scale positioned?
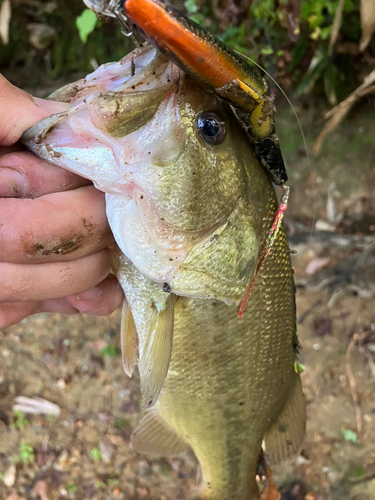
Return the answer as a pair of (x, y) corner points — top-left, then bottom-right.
(152, 206), (296, 500)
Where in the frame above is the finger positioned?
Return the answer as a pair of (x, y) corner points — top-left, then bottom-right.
(0, 276), (123, 329)
(0, 75), (50, 146)
(0, 249), (112, 302)
(0, 186), (113, 263)
(66, 274), (124, 316)
(0, 151), (91, 198)
(0, 299), (79, 330)
(0, 301), (41, 329)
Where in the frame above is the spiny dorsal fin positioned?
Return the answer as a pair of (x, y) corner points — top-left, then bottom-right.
(121, 300), (139, 377)
(131, 407), (189, 457)
(264, 372), (306, 465)
(139, 295), (175, 409)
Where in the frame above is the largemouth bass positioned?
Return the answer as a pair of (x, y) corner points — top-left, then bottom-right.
(23, 45), (305, 500)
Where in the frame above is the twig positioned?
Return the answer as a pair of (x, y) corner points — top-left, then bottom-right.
(345, 334), (362, 434)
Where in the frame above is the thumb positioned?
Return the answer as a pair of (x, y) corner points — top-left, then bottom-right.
(0, 75), (50, 146)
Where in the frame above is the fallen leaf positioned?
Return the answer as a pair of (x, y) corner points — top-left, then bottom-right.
(360, 0), (375, 51)
(313, 316), (332, 337)
(13, 396), (61, 416)
(136, 488), (148, 498)
(32, 480), (49, 500)
(107, 434), (124, 446)
(6, 493), (19, 500)
(87, 339), (107, 351)
(3, 464), (16, 487)
(341, 427), (358, 443)
(305, 257), (331, 275)
(260, 464), (281, 500)
(100, 437), (115, 462)
(305, 257), (331, 276)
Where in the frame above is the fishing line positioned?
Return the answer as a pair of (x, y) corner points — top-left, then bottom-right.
(235, 50), (316, 239)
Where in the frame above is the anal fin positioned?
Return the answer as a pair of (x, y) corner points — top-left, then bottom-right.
(139, 295), (175, 409)
(121, 300), (139, 377)
(131, 407), (189, 457)
(264, 372), (306, 464)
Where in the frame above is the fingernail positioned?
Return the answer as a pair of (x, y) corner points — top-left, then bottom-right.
(76, 287), (101, 301)
(0, 168), (28, 197)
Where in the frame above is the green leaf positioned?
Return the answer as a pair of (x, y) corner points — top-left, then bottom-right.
(101, 345), (118, 357)
(184, 0), (198, 14)
(95, 480), (106, 488)
(346, 462), (365, 479)
(261, 46), (274, 55)
(66, 483), (78, 492)
(297, 47), (327, 95)
(114, 417), (129, 428)
(294, 362), (306, 374)
(19, 442), (35, 464)
(76, 9), (98, 44)
(341, 427), (357, 443)
(91, 447), (102, 461)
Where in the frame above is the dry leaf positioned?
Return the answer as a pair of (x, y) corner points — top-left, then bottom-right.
(0, 0), (11, 44)
(305, 257), (331, 276)
(314, 70), (375, 154)
(3, 464), (16, 487)
(260, 463), (281, 500)
(6, 493), (19, 500)
(360, 0), (375, 51)
(329, 0), (345, 52)
(13, 396), (61, 416)
(32, 480), (49, 500)
(87, 339), (107, 351)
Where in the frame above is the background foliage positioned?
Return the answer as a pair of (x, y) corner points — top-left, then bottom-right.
(0, 0), (373, 104)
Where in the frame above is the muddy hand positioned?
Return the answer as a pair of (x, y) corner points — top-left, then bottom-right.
(0, 75), (123, 329)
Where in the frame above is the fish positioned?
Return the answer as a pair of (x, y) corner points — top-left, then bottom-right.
(22, 44), (305, 499)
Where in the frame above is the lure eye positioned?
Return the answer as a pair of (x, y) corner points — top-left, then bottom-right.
(197, 111), (227, 145)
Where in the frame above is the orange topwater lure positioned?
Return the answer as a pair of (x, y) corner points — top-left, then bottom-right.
(84, 0), (290, 316)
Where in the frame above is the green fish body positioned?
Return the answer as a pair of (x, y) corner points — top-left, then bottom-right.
(23, 45), (305, 500)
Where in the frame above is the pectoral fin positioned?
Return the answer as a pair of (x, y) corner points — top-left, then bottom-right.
(121, 300), (139, 377)
(139, 296), (175, 409)
(264, 372), (306, 464)
(131, 408), (189, 457)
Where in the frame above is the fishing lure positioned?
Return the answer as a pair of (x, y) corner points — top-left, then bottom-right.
(83, 0), (290, 315)
(85, 0), (287, 185)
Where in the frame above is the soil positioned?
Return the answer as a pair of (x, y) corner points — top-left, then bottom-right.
(0, 85), (374, 499)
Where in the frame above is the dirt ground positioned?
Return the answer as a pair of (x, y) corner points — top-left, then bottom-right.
(0, 89), (374, 499)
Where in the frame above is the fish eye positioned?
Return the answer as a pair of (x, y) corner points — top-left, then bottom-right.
(197, 111), (227, 145)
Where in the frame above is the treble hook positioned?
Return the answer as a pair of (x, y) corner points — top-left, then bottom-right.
(83, 0), (139, 45)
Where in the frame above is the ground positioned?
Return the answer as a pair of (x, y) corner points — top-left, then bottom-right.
(0, 93), (374, 499)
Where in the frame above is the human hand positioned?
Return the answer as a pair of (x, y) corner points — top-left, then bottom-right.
(0, 75), (124, 329)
